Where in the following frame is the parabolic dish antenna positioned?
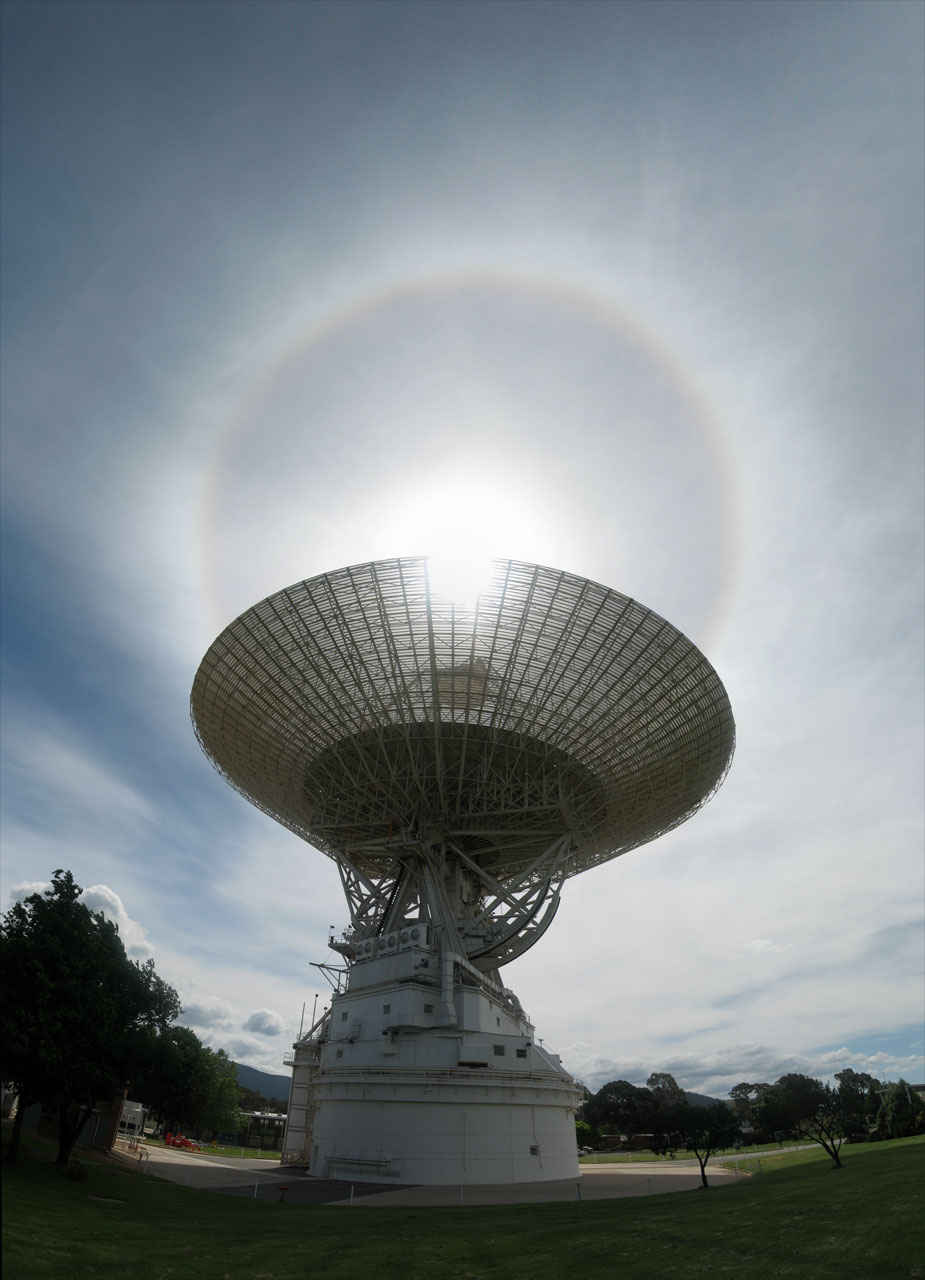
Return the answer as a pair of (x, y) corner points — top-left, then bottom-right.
(191, 557), (734, 1184)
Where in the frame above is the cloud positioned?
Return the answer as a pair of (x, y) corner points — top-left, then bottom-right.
(1, 0), (921, 1139)
(742, 939), (793, 957)
(5, 877), (153, 960)
(179, 995), (236, 1032)
(211, 821), (342, 948)
(566, 1039), (925, 1098)
(220, 1034), (293, 1075)
(5, 880), (49, 907)
(242, 1009), (287, 1036)
(79, 884), (154, 960)
(1, 716), (155, 836)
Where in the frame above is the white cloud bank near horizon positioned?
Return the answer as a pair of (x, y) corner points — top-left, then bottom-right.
(1, 1), (921, 1099)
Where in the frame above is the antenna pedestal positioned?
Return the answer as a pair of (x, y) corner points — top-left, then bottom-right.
(284, 922), (581, 1183)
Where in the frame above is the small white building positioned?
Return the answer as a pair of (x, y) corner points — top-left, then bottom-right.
(117, 1099), (147, 1140)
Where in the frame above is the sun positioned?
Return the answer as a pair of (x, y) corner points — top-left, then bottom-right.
(361, 469), (554, 606)
(425, 551), (496, 607)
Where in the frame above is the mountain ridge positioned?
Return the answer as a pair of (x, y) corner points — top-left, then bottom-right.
(235, 1061), (291, 1104)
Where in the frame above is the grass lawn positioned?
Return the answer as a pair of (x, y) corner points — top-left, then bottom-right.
(581, 1140), (801, 1164)
(139, 1139), (278, 1160)
(3, 1133), (922, 1279)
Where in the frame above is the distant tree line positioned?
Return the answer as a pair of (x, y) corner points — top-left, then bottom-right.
(1, 870), (244, 1165)
(580, 1065), (923, 1175)
(581, 1072), (739, 1186)
(239, 1085), (288, 1115)
(751, 1070), (923, 1166)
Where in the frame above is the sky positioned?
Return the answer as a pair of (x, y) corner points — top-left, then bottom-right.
(1, 0), (923, 1099)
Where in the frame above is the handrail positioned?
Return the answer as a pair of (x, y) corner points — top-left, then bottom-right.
(312, 1065), (580, 1088)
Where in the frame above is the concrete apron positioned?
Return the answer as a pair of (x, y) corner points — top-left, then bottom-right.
(112, 1145), (744, 1207)
(344, 1161), (743, 1207)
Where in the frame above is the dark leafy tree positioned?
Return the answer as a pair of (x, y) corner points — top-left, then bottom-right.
(575, 1118), (598, 1149)
(876, 1080), (924, 1140)
(646, 1072), (688, 1152)
(239, 1085), (288, 1114)
(0, 871), (179, 1164)
(674, 1100), (741, 1187)
(581, 1079), (658, 1142)
(729, 1081), (771, 1127)
(646, 1072), (686, 1104)
(131, 1026), (242, 1137)
(755, 1074), (846, 1168)
(190, 1046), (242, 1136)
(239, 1085), (262, 1112)
(834, 1069), (880, 1139)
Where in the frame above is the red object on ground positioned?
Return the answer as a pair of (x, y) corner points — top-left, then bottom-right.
(278, 1187), (288, 1203)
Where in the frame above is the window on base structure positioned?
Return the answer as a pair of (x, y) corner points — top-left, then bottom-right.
(424, 1004), (433, 1013)
(336, 1049), (343, 1058)
(516, 1048), (528, 1058)
(341, 1012), (348, 1021)
(496, 1017), (501, 1026)
(530, 1144), (539, 1156)
(382, 1004), (391, 1013)
(493, 1044), (505, 1056)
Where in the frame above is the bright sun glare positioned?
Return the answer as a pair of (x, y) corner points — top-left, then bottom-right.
(372, 474), (548, 606)
(426, 552), (496, 606)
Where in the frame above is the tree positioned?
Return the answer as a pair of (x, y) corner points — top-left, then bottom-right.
(646, 1072), (687, 1153)
(674, 1101), (740, 1187)
(1, 871), (180, 1164)
(755, 1074), (846, 1168)
(834, 1069), (880, 1140)
(131, 1026), (242, 1137)
(646, 1072), (686, 1105)
(575, 1118), (598, 1150)
(192, 1047), (242, 1136)
(876, 1080), (924, 1140)
(239, 1084), (288, 1114)
(729, 1081), (771, 1128)
(582, 1079), (658, 1143)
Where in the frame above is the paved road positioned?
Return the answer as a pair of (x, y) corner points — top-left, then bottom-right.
(118, 1145), (387, 1203)
(116, 1144), (744, 1207)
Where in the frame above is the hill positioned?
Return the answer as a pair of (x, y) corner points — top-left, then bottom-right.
(234, 1062), (291, 1104)
(685, 1090), (725, 1108)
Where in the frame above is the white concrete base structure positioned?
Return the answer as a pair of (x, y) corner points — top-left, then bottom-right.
(284, 925), (582, 1184)
(311, 1073), (580, 1185)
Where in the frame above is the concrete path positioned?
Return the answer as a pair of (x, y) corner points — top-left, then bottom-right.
(116, 1144), (385, 1203)
(115, 1143), (745, 1207)
(319, 1160), (743, 1207)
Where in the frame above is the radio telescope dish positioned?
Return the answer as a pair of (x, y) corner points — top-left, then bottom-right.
(191, 557), (734, 1185)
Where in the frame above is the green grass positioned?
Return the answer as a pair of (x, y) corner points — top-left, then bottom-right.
(719, 1138), (920, 1176)
(3, 1134), (923, 1279)
(140, 1138), (277, 1160)
(580, 1140), (797, 1164)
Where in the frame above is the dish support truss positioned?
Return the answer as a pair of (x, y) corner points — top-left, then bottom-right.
(333, 828), (572, 975)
